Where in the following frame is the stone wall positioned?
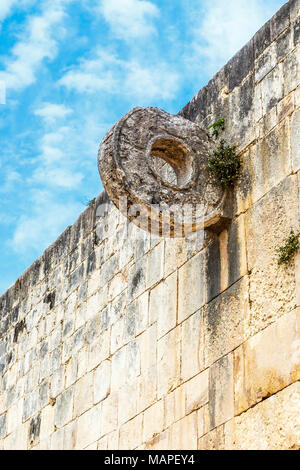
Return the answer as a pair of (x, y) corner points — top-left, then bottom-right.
(0, 0), (299, 450)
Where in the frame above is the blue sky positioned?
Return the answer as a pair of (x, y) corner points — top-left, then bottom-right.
(0, 0), (286, 295)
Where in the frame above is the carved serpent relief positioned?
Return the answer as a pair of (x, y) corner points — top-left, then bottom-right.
(98, 107), (232, 236)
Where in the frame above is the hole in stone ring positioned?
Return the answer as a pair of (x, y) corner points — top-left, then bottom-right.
(150, 137), (194, 190)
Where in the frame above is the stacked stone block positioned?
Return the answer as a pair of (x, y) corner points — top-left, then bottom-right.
(0, 0), (299, 450)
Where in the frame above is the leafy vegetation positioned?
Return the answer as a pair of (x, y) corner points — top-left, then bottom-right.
(277, 230), (299, 265)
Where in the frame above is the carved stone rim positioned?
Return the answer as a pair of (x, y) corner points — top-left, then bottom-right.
(147, 133), (198, 191)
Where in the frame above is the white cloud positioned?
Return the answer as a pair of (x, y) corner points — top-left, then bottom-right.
(58, 50), (120, 93)
(0, 0), (34, 22)
(59, 49), (179, 102)
(0, 0), (68, 91)
(0, 169), (21, 193)
(189, 0), (285, 74)
(10, 190), (82, 254)
(30, 124), (84, 188)
(35, 102), (73, 124)
(124, 60), (179, 101)
(0, 0), (16, 22)
(98, 0), (159, 40)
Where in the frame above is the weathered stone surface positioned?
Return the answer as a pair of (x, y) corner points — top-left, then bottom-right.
(178, 251), (206, 323)
(184, 369), (209, 415)
(94, 360), (111, 404)
(98, 106), (230, 236)
(143, 400), (164, 443)
(181, 309), (204, 381)
(225, 381), (300, 450)
(150, 272), (177, 339)
(245, 175), (298, 335)
(203, 277), (250, 367)
(209, 354), (234, 430)
(75, 404), (101, 449)
(291, 107), (300, 171)
(55, 388), (73, 428)
(157, 327), (181, 398)
(198, 425), (225, 450)
(0, 0), (299, 452)
(168, 412), (198, 450)
(119, 414), (143, 450)
(234, 308), (300, 414)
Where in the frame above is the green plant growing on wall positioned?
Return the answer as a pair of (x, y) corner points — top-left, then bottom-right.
(277, 229), (300, 265)
(207, 118), (241, 189)
(208, 118), (225, 138)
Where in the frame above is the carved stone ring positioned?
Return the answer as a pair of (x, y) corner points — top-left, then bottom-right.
(98, 107), (231, 236)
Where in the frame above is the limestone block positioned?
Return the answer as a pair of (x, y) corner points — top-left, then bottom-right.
(245, 175), (298, 335)
(74, 373), (93, 417)
(143, 400), (164, 443)
(181, 309), (204, 381)
(164, 386), (185, 427)
(50, 366), (64, 399)
(65, 357), (77, 388)
(209, 354), (234, 430)
(203, 277), (249, 367)
(255, 42), (277, 83)
(110, 316), (124, 353)
(276, 27), (293, 62)
(178, 251), (206, 323)
(100, 253), (119, 287)
(198, 425), (225, 450)
(75, 403), (101, 449)
(107, 430), (118, 449)
(0, 413), (6, 439)
(77, 346), (89, 378)
(40, 405), (55, 442)
(270, 1), (290, 40)
(150, 272), (177, 339)
(111, 340), (140, 391)
(225, 214), (247, 289)
(225, 381), (300, 449)
(168, 412), (198, 450)
(101, 393), (118, 436)
(139, 324), (157, 376)
(290, 0), (300, 22)
(7, 398), (23, 434)
(184, 369), (209, 415)
(197, 407), (205, 439)
(50, 428), (64, 450)
(260, 63), (284, 115)
(126, 291), (148, 338)
(283, 46), (300, 95)
(277, 93), (294, 122)
(88, 329), (110, 372)
(3, 422), (28, 450)
(55, 388), (73, 428)
(118, 380), (138, 425)
(94, 360), (111, 404)
(63, 421), (77, 450)
(137, 366), (157, 413)
(242, 120), (291, 207)
(157, 326), (181, 398)
(164, 238), (187, 278)
(145, 243), (164, 290)
(144, 429), (169, 450)
(119, 414), (143, 450)
(128, 258), (146, 301)
(295, 251), (300, 306)
(234, 308), (300, 415)
(291, 108), (300, 171)
(108, 272), (127, 302)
